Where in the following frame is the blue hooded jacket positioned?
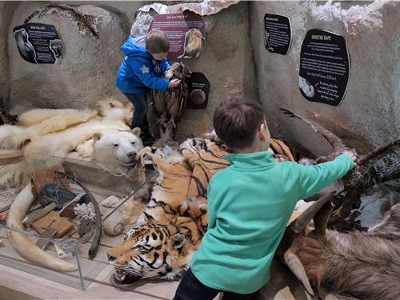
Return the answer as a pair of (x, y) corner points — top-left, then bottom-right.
(115, 35), (171, 94)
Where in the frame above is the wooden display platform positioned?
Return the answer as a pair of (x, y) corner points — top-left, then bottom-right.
(0, 151), (338, 300)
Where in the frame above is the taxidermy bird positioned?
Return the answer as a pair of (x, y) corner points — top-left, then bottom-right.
(178, 28), (206, 59)
(151, 61), (191, 146)
(282, 108), (400, 230)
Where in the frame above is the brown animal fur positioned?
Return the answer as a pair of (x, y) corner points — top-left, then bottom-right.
(279, 201), (400, 300)
(139, 137), (230, 226)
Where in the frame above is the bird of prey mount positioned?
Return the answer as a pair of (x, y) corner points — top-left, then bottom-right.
(281, 108), (400, 231)
(151, 61), (191, 147)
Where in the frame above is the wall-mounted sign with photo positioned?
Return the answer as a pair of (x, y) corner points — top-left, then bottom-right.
(13, 23), (64, 64)
(149, 11), (206, 59)
(299, 29), (350, 106)
(186, 72), (209, 109)
(264, 13), (291, 55)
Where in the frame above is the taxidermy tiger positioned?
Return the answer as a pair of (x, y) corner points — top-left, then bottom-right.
(107, 214), (202, 284)
(107, 134), (296, 285)
(107, 134), (229, 284)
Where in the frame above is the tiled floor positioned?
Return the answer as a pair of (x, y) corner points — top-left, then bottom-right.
(0, 263), (181, 300)
(1, 258), (345, 300)
(0, 201), (319, 300)
(0, 264), (231, 300)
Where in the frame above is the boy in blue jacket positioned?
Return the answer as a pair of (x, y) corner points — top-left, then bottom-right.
(115, 29), (181, 145)
(173, 97), (356, 300)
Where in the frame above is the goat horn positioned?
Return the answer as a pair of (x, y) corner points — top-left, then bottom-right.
(284, 252), (315, 297)
(280, 109), (347, 154)
(6, 183), (77, 272)
(291, 191), (335, 234)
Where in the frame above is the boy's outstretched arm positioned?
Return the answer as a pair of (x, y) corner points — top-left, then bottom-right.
(339, 149), (357, 163)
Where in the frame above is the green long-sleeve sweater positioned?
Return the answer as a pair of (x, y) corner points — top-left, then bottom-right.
(190, 151), (354, 294)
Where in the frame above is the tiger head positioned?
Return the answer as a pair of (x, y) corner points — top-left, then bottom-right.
(107, 214), (202, 284)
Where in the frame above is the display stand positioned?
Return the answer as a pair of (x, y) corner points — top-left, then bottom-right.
(0, 154), (156, 291)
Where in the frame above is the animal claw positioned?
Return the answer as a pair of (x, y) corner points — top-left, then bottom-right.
(332, 205), (343, 217)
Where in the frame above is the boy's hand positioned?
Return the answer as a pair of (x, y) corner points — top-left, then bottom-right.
(168, 79), (181, 88)
(341, 149), (357, 163)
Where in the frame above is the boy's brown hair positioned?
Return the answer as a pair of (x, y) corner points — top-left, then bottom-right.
(213, 97), (266, 150)
(145, 29), (170, 53)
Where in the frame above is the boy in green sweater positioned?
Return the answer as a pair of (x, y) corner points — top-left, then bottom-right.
(173, 96), (356, 300)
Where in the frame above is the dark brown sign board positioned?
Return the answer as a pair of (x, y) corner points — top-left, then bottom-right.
(186, 72), (209, 109)
(264, 13), (291, 55)
(299, 29), (350, 106)
(13, 23), (63, 64)
(149, 11), (206, 59)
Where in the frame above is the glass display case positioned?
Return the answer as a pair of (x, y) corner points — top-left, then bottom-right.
(0, 154), (156, 291)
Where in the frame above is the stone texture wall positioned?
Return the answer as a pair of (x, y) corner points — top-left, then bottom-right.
(167, 1), (256, 140)
(5, 1), (144, 111)
(250, 1), (400, 156)
(2, 1), (399, 157)
(0, 2), (19, 110)
(1, 0), (252, 143)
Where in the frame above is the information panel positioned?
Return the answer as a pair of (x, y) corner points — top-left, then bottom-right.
(264, 13), (291, 55)
(299, 29), (350, 106)
(186, 72), (210, 109)
(149, 11), (206, 59)
(13, 23), (63, 64)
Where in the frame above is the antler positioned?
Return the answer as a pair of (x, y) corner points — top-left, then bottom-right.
(281, 109), (355, 162)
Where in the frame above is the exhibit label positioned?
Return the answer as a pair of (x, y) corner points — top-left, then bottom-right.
(186, 72), (210, 109)
(13, 23), (63, 64)
(264, 13), (291, 55)
(299, 29), (350, 106)
(149, 11), (206, 59)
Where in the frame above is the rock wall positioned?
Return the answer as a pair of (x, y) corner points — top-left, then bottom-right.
(1, 0), (252, 143)
(5, 1), (142, 111)
(0, 2), (19, 110)
(131, 1), (255, 140)
(2, 1), (399, 156)
(251, 0), (400, 156)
